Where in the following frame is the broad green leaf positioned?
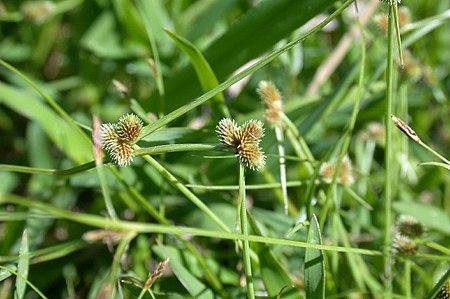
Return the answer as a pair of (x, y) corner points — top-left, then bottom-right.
(15, 230), (29, 299)
(164, 29), (229, 118)
(0, 82), (91, 163)
(149, 0), (338, 113)
(153, 245), (214, 299)
(248, 213), (301, 299)
(305, 214), (325, 299)
(393, 202), (450, 235)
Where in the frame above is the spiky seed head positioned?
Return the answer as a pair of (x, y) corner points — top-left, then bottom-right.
(396, 215), (424, 238)
(258, 81), (283, 126)
(319, 156), (354, 186)
(117, 113), (143, 143)
(101, 123), (121, 152)
(110, 142), (134, 167)
(216, 118), (266, 171)
(257, 81), (282, 104)
(435, 280), (450, 299)
(393, 233), (418, 256)
(241, 120), (265, 141)
(338, 156), (355, 186)
(216, 118), (241, 148)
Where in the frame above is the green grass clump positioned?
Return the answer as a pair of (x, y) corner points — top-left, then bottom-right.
(0, 0), (449, 298)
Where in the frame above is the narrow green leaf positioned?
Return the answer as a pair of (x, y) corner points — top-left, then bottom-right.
(0, 82), (91, 163)
(153, 245), (214, 299)
(164, 29), (229, 118)
(149, 0), (340, 113)
(305, 214), (325, 299)
(15, 230), (29, 299)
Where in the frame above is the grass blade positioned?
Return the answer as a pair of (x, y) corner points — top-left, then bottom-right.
(15, 230), (29, 299)
(164, 29), (229, 118)
(305, 214), (325, 299)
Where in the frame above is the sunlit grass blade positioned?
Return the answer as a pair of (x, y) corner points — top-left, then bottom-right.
(305, 214), (325, 299)
(138, 0), (355, 140)
(164, 29), (229, 118)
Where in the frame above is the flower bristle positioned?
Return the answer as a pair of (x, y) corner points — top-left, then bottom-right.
(392, 233), (418, 256)
(216, 118), (266, 171)
(100, 113), (143, 167)
(258, 81), (283, 126)
(111, 143), (134, 167)
(117, 113), (144, 143)
(216, 118), (240, 148)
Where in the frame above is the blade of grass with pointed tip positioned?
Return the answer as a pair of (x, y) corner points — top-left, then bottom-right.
(15, 230), (29, 299)
(164, 29), (229, 118)
(150, 0), (342, 113)
(305, 214), (325, 299)
(139, 0), (354, 139)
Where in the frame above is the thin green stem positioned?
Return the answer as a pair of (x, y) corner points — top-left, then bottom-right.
(96, 164), (117, 219)
(0, 193), (383, 255)
(0, 143), (227, 176)
(239, 163), (255, 299)
(418, 141), (450, 166)
(139, 151), (231, 233)
(108, 168), (225, 293)
(384, 5), (395, 295)
(0, 265), (48, 299)
(274, 126), (288, 215)
(404, 259), (412, 299)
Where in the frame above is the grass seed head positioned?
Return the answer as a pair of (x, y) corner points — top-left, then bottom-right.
(216, 118), (266, 170)
(258, 81), (283, 126)
(393, 233), (418, 256)
(396, 215), (424, 238)
(117, 113), (143, 143)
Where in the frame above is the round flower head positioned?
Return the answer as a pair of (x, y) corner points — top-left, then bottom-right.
(258, 81), (283, 126)
(110, 143), (134, 167)
(393, 233), (418, 256)
(216, 118), (266, 171)
(216, 118), (240, 148)
(101, 113), (143, 167)
(396, 215), (424, 238)
(117, 113), (143, 143)
(101, 123), (121, 152)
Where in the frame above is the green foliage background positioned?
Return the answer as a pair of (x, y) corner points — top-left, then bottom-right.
(0, 0), (449, 298)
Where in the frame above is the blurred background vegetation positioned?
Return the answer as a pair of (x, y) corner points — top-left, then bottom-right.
(0, 0), (449, 298)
